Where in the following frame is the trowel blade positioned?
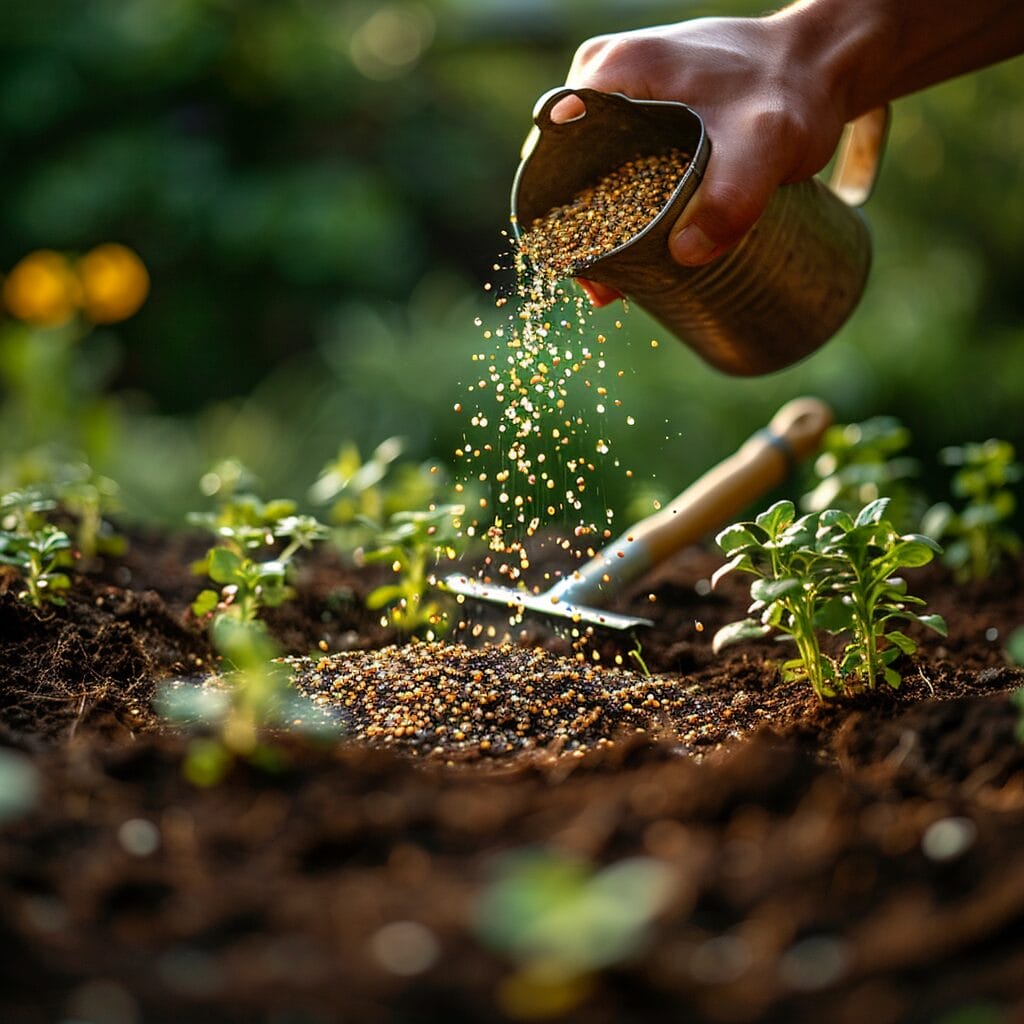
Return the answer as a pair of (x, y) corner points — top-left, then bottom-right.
(442, 573), (653, 633)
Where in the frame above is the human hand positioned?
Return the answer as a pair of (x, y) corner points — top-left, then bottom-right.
(554, 14), (851, 270)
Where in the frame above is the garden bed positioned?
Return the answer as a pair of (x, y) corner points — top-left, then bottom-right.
(2, 531), (1024, 1023)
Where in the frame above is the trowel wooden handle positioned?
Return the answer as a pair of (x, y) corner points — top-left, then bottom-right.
(639, 395), (832, 564)
(549, 397), (833, 605)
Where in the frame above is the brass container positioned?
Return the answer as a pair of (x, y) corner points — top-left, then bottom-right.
(512, 87), (887, 376)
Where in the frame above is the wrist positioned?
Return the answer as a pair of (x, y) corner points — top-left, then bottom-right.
(768, 0), (896, 121)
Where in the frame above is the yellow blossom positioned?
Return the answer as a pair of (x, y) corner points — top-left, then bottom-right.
(2, 250), (80, 327)
(77, 243), (150, 324)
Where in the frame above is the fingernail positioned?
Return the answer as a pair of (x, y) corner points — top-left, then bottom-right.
(670, 224), (717, 266)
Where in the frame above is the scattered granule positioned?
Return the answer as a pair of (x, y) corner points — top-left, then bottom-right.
(286, 642), (681, 758)
(454, 150), (687, 598)
(518, 148), (691, 279)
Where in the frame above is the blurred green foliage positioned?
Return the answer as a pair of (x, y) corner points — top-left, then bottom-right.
(1, 0), (1023, 528)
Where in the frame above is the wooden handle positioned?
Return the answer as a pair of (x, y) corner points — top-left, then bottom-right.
(549, 397), (833, 605)
(636, 396), (832, 564)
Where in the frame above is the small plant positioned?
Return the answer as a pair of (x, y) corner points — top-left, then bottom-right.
(49, 459), (126, 565)
(627, 637), (652, 678)
(156, 617), (334, 786)
(0, 490), (75, 608)
(713, 501), (839, 698)
(475, 849), (673, 995)
(813, 502), (947, 691)
(362, 504), (464, 637)
(189, 490), (329, 624)
(921, 439), (1022, 582)
(309, 437), (405, 526)
(713, 499), (946, 699)
(309, 436), (454, 550)
(801, 416), (925, 532)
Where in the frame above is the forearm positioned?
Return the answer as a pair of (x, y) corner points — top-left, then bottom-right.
(775, 0), (1024, 121)
(557, 2), (1024, 268)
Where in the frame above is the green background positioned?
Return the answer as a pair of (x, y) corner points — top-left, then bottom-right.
(2, 0), (1022, 523)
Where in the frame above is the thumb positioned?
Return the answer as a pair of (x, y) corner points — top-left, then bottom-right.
(668, 154), (779, 267)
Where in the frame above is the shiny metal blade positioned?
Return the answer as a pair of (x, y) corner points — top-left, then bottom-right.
(442, 573), (653, 632)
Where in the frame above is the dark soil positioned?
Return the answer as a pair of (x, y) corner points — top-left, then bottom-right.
(2, 530), (1024, 1024)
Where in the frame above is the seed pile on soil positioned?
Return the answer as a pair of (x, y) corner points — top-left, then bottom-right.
(518, 148), (690, 277)
(289, 641), (695, 758)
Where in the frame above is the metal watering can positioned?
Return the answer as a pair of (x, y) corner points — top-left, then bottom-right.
(512, 87), (888, 376)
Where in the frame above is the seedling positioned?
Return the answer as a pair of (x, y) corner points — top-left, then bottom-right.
(0, 489), (75, 608)
(813, 500), (947, 691)
(475, 849), (673, 983)
(921, 439), (1022, 582)
(713, 499), (946, 699)
(50, 459), (125, 565)
(189, 491), (329, 624)
(309, 436), (453, 550)
(156, 617), (334, 786)
(309, 437), (404, 527)
(627, 637), (652, 678)
(801, 416), (925, 532)
(713, 501), (839, 698)
(362, 504), (464, 637)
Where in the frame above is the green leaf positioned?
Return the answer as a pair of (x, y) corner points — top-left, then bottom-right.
(192, 589), (220, 617)
(710, 553), (754, 589)
(815, 596), (856, 633)
(39, 530), (72, 557)
(208, 547), (244, 584)
(913, 613), (948, 637)
(920, 502), (954, 540)
(366, 583), (407, 610)
(43, 572), (71, 592)
(884, 630), (918, 654)
(712, 618), (770, 654)
(891, 538), (938, 568)
(855, 498), (891, 526)
(755, 500), (794, 537)
(883, 666), (902, 690)
(750, 577), (803, 603)
(716, 524), (758, 554)
(818, 507), (854, 529)
(774, 511), (816, 545)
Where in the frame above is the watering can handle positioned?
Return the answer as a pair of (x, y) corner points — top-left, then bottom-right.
(828, 106), (890, 207)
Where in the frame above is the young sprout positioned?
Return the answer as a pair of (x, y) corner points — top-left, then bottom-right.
(309, 437), (452, 551)
(627, 637), (652, 678)
(362, 504), (464, 637)
(713, 501), (839, 699)
(475, 849), (673, 985)
(813, 499), (947, 691)
(801, 416), (925, 532)
(189, 490), (329, 625)
(51, 461), (126, 564)
(156, 617), (335, 786)
(713, 499), (946, 700)
(0, 490), (75, 609)
(922, 439), (1022, 582)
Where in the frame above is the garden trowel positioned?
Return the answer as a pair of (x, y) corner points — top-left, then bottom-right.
(444, 396), (833, 632)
